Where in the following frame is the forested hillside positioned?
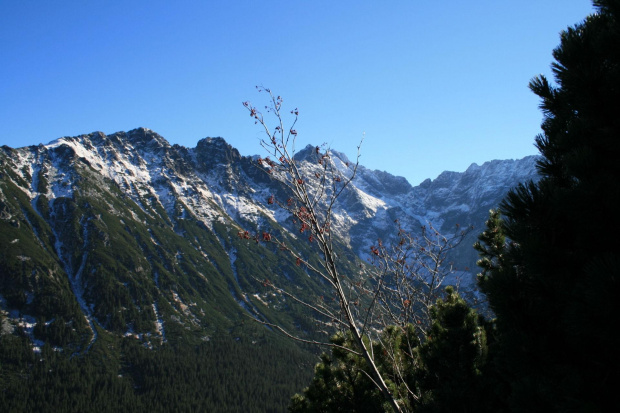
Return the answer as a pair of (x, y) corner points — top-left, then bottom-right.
(0, 327), (315, 412)
(2, 0), (616, 411)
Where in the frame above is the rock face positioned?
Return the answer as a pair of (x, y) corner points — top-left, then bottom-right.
(287, 145), (539, 282)
(342, 156), (541, 277)
(0, 128), (538, 350)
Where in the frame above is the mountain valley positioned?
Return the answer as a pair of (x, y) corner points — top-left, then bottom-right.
(0, 128), (538, 411)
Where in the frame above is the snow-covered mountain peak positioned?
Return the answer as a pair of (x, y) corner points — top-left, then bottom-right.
(193, 136), (242, 168)
(291, 144), (319, 163)
(0, 127), (543, 348)
(123, 127), (170, 148)
(2, 128), (539, 293)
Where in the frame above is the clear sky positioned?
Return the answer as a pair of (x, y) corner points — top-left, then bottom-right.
(0, 1), (594, 185)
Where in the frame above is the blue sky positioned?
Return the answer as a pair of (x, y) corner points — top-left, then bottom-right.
(0, 1), (594, 185)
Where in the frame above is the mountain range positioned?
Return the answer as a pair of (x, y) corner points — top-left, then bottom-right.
(0, 127), (538, 410)
(1, 127), (539, 350)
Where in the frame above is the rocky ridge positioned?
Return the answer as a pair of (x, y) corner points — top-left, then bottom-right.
(0, 128), (538, 351)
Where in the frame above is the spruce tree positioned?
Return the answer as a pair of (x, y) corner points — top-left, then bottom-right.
(289, 288), (493, 413)
(475, 1), (620, 410)
(414, 287), (493, 413)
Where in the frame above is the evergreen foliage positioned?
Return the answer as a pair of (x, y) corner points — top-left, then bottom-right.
(413, 287), (494, 412)
(289, 288), (492, 413)
(0, 328), (315, 412)
(289, 337), (386, 413)
(474, 0), (620, 410)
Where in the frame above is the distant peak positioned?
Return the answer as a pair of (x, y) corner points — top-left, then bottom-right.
(198, 136), (229, 146)
(194, 136), (241, 164)
(292, 144), (351, 164)
(463, 155), (540, 174)
(129, 127), (157, 138)
(125, 128), (168, 146)
(465, 162), (481, 173)
(293, 144), (316, 158)
(195, 136), (234, 150)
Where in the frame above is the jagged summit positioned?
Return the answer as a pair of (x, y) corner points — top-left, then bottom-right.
(194, 136), (242, 166)
(43, 128), (171, 164)
(292, 144), (320, 163)
(43, 129), (238, 160)
(293, 144), (352, 166)
(4, 128), (539, 248)
(123, 127), (169, 147)
(1, 127), (538, 352)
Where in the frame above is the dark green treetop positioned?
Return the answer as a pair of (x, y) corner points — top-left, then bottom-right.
(289, 288), (493, 413)
(475, 0), (620, 410)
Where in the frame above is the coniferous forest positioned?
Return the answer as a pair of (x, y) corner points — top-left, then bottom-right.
(1, 1), (619, 412)
(0, 327), (315, 412)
